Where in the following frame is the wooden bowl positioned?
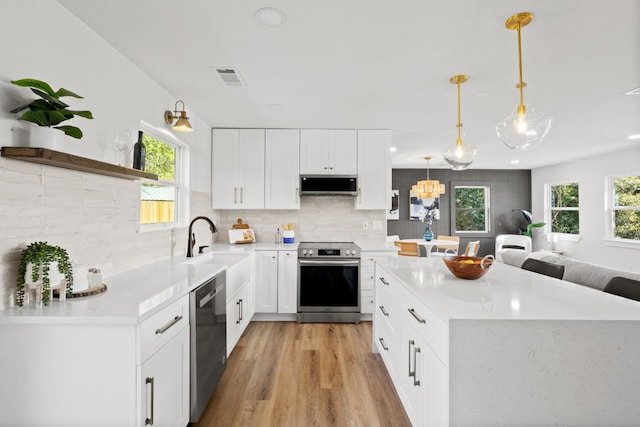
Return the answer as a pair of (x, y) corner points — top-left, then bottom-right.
(443, 255), (495, 280)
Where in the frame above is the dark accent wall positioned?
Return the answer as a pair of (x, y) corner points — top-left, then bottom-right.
(388, 169), (531, 257)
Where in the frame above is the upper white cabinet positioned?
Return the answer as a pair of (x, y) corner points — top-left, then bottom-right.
(356, 129), (391, 210)
(300, 129), (357, 175)
(265, 129), (300, 209)
(212, 128), (265, 209)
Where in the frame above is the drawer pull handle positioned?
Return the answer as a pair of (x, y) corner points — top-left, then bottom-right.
(145, 377), (155, 425)
(408, 308), (426, 324)
(155, 315), (183, 335)
(378, 337), (389, 351)
(379, 306), (389, 316)
(379, 277), (390, 286)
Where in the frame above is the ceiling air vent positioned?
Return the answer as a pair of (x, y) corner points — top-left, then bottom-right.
(212, 67), (246, 86)
(624, 87), (640, 95)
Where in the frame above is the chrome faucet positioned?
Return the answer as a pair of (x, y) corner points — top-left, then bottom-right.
(187, 216), (217, 257)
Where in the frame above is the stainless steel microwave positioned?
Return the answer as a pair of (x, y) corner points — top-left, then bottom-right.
(299, 175), (358, 196)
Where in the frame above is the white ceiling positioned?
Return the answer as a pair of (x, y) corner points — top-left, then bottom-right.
(58, 0), (640, 169)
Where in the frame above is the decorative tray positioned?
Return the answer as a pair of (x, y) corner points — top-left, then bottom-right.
(53, 283), (107, 298)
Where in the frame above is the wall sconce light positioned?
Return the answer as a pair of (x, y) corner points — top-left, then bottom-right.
(496, 12), (552, 150)
(164, 100), (193, 132)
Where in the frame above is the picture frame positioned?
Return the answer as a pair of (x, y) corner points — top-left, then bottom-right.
(409, 191), (439, 221)
(387, 189), (399, 220)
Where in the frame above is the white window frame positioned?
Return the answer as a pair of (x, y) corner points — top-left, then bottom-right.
(545, 181), (580, 241)
(451, 184), (491, 236)
(138, 121), (190, 232)
(604, 173), (640, 248)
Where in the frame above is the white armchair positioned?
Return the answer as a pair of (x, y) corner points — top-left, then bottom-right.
(495, 234), (532, 262)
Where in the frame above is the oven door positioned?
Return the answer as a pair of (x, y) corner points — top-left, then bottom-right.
(298, 259), (360, 312)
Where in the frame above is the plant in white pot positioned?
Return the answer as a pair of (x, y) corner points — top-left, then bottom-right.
(10, 78), (93, 148)
(16, 241), (74, 306)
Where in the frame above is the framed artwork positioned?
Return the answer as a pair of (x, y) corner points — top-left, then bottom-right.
(387, 189), (399, 220)
(409, 191), (440, 221)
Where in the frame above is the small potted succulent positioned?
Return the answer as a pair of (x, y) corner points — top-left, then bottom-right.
(16, 241), (74, 306)
(10, 78), (93, 147)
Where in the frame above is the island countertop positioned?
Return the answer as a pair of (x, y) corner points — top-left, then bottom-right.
(375, 256), (640, 321)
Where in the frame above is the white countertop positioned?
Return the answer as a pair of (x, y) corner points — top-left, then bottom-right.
(376, 256), (640, 321)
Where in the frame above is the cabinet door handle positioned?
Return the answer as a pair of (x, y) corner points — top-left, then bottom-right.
(358, 187), (362, 203)
(145, 377), (154, 425)
(234, 187), (237, 203)
(379, 277), (389, 286)
(329, 166), (334, 170)
(239, 298), (243, 322)
(155, 315), (183, 335)
(378, 337), (389, 351)
(240, 187), (244, 203)
(408, 308), (426, 324)
(324, 166), (328, 170)
(295, 187), (299, 203)
(378, 305), (389, 316)
(408, 339), (416, 378)
(413, 346), (421, 387)
(236, 300), (241, 324)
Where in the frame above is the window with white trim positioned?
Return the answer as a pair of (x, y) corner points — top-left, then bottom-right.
(139, 123), (189, 228)
(548, 182), (579, 235)
(608, 175), (640, 241)
(453, 185), (490, 233)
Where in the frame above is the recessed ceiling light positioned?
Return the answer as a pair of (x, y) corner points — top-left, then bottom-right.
(255, 7), (286, 26)
(510, 159), (520, 164)
(267, 103), (284, 110)
(389, 146), (397, 152)
(628, 134), (640, 140)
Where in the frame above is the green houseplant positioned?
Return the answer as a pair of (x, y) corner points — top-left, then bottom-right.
(16, 241), (73, 306)
(10, 78), (93, 139)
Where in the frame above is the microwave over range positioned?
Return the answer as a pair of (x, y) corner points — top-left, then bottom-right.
(299, 175), (358, 196)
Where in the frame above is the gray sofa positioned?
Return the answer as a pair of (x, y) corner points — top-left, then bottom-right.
(500, 249), (640, 291)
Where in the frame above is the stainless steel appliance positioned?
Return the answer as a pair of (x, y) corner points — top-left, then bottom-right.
(297, 242), (360, 323)
(299, 175), (358, 196)
(189, 271), (226, 422)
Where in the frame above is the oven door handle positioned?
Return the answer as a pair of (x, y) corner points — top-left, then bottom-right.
(298, 259), (360, 266)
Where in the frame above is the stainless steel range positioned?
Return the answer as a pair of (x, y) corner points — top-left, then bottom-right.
(297, 241), (360, 323)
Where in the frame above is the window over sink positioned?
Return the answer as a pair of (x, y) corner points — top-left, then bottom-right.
(139, 121), (189, 230)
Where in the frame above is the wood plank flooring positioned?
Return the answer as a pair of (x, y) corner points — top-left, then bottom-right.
(194, 321), (411, 427)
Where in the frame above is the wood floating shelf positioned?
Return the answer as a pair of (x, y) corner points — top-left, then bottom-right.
(1, 147), (158, 181)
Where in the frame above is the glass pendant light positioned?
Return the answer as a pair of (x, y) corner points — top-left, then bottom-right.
(444, 74), (478, 170)
(496, 12), (552, 150)
(411, 156), (445, 198)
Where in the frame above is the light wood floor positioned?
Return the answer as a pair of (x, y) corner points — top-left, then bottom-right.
(194, 321), (411, 427)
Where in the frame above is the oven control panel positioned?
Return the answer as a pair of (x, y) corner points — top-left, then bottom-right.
(298, 242), (360, 258)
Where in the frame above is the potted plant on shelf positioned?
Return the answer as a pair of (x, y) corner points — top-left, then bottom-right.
(16, 241), (74, 307)
(10, 78), (94, 149)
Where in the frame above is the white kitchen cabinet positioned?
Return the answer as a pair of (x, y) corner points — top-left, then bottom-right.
(0, 295), (190, 427)
(212, 128), (265, 209)
(225, 254), (255, 355)
(265, 129), (300, 209)
(360, 249), (396, 314)
(355, 129), (391, 210)
(277, 250), (298, 314)
(254, 249), (298, 314)
(254, 250), (278, 313)
(139, 325), (190, 427)
(300, 129), (357, 175)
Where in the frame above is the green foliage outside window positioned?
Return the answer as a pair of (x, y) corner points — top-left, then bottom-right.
(140, 134), (178, 225)
(613, 176), (640, 240)
(455, 186), (488, 232)
(550, 183), (579, 234)
(143, 134), (176, 181)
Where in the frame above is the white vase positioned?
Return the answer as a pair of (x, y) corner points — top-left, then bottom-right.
(24, 261), (66, 290)
(29, 126), (63, 151)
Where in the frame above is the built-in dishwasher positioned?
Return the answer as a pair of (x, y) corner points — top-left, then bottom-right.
(189, 271), (226, 422)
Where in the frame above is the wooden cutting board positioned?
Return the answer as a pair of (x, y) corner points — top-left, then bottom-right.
(232, 218), (250, 229)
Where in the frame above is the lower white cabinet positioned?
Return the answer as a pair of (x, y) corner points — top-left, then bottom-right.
(361, 249), (396, 314)
(374, 264), (447, 426)
(254, 249), (297, 314)
(225, 254), (255, 355)
(139, 326), (190, 427)
(0, 295), (191, 427)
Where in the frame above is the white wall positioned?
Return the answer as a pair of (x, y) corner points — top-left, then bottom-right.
(531, 146), (640, 271)
(0, 2), (215, 309)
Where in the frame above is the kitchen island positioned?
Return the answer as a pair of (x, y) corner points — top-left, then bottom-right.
(373, 256), (640, 426)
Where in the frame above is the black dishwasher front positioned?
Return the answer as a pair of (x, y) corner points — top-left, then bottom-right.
(189, 271), (226, 422)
